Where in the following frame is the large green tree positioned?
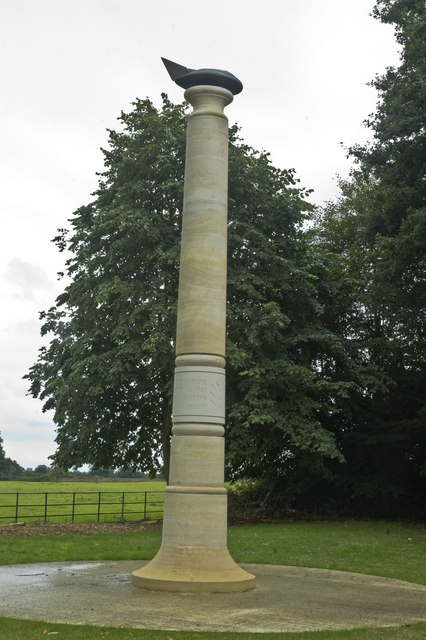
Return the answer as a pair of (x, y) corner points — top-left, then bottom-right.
(350, 0), (425, 318)
(27, 97), (185, 478)
(26, 95), (361, 484)
(307, 0), (426, 517)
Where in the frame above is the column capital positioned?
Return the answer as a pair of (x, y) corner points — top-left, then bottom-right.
(184, 85), (233, 119)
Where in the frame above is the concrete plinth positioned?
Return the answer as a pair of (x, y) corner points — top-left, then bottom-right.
(3, 560), (426, 632)
(132, 78), (254, 592)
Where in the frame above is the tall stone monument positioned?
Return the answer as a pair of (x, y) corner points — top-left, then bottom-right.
(131, 59), (255, 592)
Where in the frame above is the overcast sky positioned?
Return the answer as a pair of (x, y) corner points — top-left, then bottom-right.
(0, 0), (400, 469)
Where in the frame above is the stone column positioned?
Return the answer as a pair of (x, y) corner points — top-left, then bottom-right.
(131, 74), (255, 592)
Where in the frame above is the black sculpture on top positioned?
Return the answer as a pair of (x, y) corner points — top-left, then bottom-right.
(162, 57), (243, 95)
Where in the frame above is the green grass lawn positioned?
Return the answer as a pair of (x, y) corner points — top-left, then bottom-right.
(0, 617), (425, 640)
(0, 519), (425, 639)
(228, 520), (426, 585)
(2, 520), (424, 585)
(0, 480), (166, 524)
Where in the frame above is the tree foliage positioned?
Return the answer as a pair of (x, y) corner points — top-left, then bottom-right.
(350, 0), (425, 316)
(26, 97), (184, 479)
(26, 96), (361, 485)
(225, 140), (355, 483)
(307, 0), (426, 517)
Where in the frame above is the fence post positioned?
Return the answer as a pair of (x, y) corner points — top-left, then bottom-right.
(15, 493), (19, 523)
(144, 491), (147, 519)
(97, 492), (101, 522)
(121, 491), (125, 521)
(44, 493), (48, 523)
(72, 492), (76, 523)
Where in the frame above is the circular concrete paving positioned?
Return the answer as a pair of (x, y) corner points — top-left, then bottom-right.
(1, 561), (425, 633)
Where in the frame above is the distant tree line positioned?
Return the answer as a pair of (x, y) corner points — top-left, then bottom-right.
(0, 435), (155, 482)
(25, 0), (425, 518)
(0, 434), (25, 479)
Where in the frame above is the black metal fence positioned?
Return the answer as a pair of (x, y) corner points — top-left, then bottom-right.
(0, 490), (165, 524)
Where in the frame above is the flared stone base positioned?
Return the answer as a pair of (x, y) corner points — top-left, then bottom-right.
(131, 545), (255, 593)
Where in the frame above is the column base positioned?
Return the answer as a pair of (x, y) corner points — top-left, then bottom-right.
(131, 545), (255, 593)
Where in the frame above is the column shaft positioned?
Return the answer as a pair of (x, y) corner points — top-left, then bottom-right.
(131, 85), (255, 592)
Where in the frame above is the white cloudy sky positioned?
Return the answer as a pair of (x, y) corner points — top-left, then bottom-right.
(0, 0), (400, 469)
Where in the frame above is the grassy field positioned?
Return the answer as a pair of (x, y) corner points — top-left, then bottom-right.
(0, 519), (425, 639)
(0, 480), (166, 524)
